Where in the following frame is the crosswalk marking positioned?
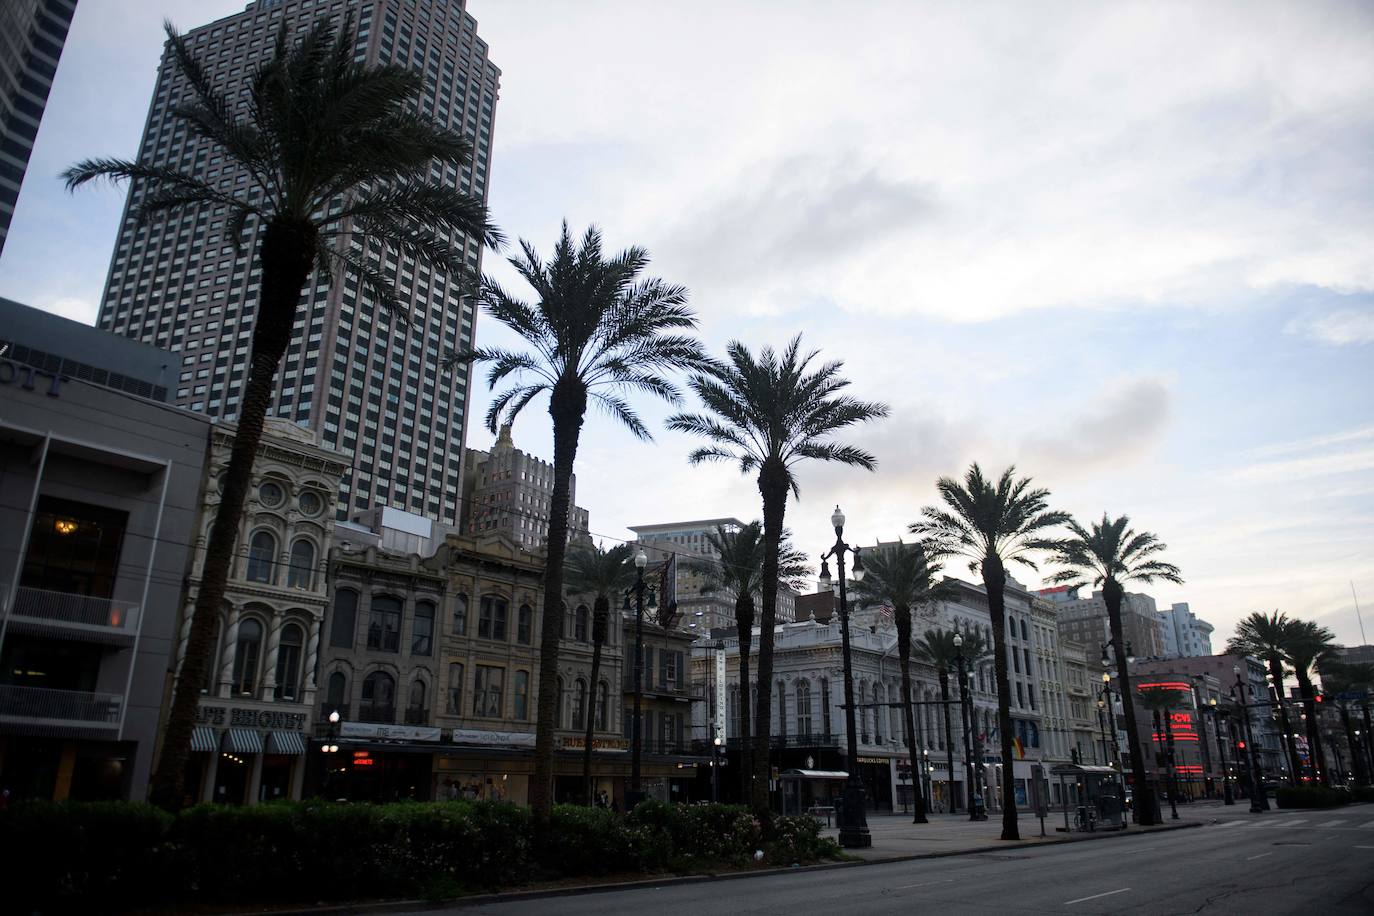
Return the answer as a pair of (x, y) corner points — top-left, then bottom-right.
(1316, 821), (1347, 829)
(1283, 819), (1308, 827)
(1364, 820), (1374, 830)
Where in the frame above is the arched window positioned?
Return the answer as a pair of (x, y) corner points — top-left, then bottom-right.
(820, 678), (831, 737)
(246, 531), (276, 583)
(412, 600), (434, 656)
(1021, 619), (1029, 641)
(453, 592), (468, 635)
(873, 683), (883, 744)
(287, 539), (315, 589)
(273, 623), (304, 700)
(406, 679), (427, 724)
(361, 671), (396, 723)
(596, 680), (609, 730)
(574, 605), (589, 642)
(326, 671), (347, 705)
(796, 680), (812, 737)
(368, 595), (402, 652)
(517, 604), (532, 645)
(330, 589), (358, 649)
(572, 678), (587, 730)
(231, 618), (263, 694)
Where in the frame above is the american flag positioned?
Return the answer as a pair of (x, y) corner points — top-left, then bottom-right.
(878, 603), (895, 623)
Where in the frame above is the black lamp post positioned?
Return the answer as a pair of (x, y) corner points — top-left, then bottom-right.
(711, 736), (723, 802)
(629, 547), (649, 803)
(1189, 677), (1215, 799)
(1154, 705), (1180, 821)
(1213, 699), (1235, 805)
(952, 632), (987, 821)
(1233, 665), (1270, 814)
(817, 504), (871, 848)
(321, 710), (341, 798)
(1097, 677), (1113, 767)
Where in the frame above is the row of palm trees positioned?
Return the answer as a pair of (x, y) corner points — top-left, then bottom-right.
(1228, 611), (1373, 787)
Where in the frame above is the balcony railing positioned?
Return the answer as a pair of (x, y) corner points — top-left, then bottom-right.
(622, 674), (695, 699)
(720, 733), (840, 750)
(0, 685), (123, 737)
(3, 586), (140, 644)
(357, 702), (395, 724)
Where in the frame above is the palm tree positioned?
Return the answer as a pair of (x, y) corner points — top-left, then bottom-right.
(1286, 620), (1338, 786)
(64, 19), (499, 809)
(912, 463), (1069, 840)
(1136, 686), (1181, 818)
(850, 542), (954, 823)
(465, 223), (707, 819)
(669, 336), (888, 813)
(1228, 611), (1303, 785)
(1045, 513), (1183, 827)
(1320, 660), (1374, 786)
(913, 625), (990, 816)
(564, 542), (636, 805)
(700, 522), (808, 800)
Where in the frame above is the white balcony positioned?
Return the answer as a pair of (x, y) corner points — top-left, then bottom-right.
(3, 586), (140, 645)
(0, 684), (124, 738)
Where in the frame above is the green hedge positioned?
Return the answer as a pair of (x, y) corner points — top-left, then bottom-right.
(1274, 786), (1352, 809)
(0, 799), (839, 911)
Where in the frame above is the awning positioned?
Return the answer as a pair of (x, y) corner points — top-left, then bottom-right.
(191, 726), (218, 753)
(265, 730), (307, 755)
(781, 769), (849, 780)
(221, 728), (264, 754)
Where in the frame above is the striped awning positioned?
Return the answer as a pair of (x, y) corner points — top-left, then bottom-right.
(264, 730), (307, 756)
(221, 728), (264, 755)
(191, 726), (218, 753)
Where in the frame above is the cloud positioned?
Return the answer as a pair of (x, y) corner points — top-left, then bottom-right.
(1285, 308), (1374, 346)
(1022, 377), (1172, 475)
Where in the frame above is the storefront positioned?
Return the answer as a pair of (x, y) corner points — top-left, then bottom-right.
(185, 700), (310, 805)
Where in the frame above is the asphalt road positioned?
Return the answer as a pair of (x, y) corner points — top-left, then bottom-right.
(418, 809), (1374, 915)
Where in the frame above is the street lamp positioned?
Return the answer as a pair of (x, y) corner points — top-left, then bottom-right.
(1097, 673), (1114, 768)
(1233, 665), (1270, 814)
(953, 632), (987, 821)
(1211, 698), (1235, 805)
(818, 504), (871, 848)
(629, 547), (649, 805)
(712, 736), (723, 802)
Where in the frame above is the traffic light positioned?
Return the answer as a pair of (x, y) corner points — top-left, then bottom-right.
(1237, 740), (1246, 750)
(1315, 694), (1324, 704)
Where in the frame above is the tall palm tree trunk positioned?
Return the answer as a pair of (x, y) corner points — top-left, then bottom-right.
(1267, 658), (1301, 785)
(1103, 579), (1156, 825)
(583, 597), (609, 805)
(896, 612), (927, 823)
(751, 459), (788, 815)
(940, 670), (956, 812)
(1363, 702), (1373, 786)
(148, 218), (316, 809)
(981, 555), (1019, 840)
(736, 593), (754, 801)
(1293, 670), (1329, 786)
(531, 378), (586, 820)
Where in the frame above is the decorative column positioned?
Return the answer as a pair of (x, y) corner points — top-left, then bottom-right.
(260, 610), (284, 699)
(302, 615), (322, 708)
(173, 600), (196, 676)
(218, 604), (242, 698)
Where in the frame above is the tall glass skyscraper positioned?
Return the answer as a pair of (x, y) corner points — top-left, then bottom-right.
(96, 0), (498, 525)
(0, 0), (78, 256)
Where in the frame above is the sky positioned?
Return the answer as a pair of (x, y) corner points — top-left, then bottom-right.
(1, 0), (1372, 652)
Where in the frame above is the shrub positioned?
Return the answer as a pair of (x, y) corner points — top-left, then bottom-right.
(1352, 786), (1374, 804)
(1274, 786), (1352, 809)
(765, 814), (842, 863)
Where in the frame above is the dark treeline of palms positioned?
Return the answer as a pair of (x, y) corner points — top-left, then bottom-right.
(465, 223), (708, 820)
(1046, 514), (1182, 827)
(1286, 620), (1338, 786)
(1320, 660), (1374, 786)
(913, 464), (1069, 841)
(1228, 611), (1305, 785)
(913, 625), (990, 815)
(564, 542), (636, 804)
(700, 522), (808, 800)
(65, 19), (500, 809)
(670, 336), (888, 814)
(850, 541), (954, 823)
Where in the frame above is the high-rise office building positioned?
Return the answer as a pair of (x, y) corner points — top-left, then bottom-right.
(96, 0), (498, 525)
(0, 0), (77, 256)
(461, 424), (590, 550)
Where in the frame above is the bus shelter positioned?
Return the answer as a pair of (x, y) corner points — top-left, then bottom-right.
(1050, 764), (1127, 831)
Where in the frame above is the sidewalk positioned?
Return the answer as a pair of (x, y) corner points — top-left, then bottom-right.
(822, 807), (1206, 861)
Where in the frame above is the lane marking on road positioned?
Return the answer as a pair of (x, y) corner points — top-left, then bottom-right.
(1283, 819), (1308, 827)
(1065, 888), (1131, 906)
(1245, 852), (1273, 860)
(1214, 821), (1245, 828)
(1317, 821), (1347, 829)
(894, 879), (953, 890)
(1354, 845), (1374, 850)
(1363, 821), (1374, 829)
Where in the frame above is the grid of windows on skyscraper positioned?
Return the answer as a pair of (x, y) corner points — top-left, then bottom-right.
(96, 0), (499, 526)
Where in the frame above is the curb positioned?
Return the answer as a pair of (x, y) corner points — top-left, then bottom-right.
(237, 821), (1203, 915)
